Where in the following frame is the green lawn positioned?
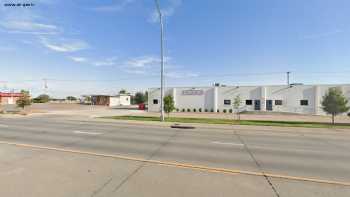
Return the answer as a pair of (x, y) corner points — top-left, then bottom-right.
(101, 116), (350, 129)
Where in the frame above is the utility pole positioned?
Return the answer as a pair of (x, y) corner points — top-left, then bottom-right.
(154, 0), (165, 122)
(286, 71), (290, 86)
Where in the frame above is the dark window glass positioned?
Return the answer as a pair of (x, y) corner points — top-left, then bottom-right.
(153, 99), (158, 104)
(300, 100), (308, 106)
(275, 100), (283, 105)
(224, 100), (231, 105)
(246, 100), (253, 105)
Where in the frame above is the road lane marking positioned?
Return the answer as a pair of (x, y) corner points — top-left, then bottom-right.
(0, 140), (350, 187)
(0, 124), (9, 128)
(73, 131), (102, 135)
(212, 141), (244, 146)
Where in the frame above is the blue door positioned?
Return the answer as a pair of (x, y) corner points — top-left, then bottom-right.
(266, 100), (273, 111)
(254, 100), (261, 110)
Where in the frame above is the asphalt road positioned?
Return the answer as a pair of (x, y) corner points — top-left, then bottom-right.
(0, 115), (350, 197)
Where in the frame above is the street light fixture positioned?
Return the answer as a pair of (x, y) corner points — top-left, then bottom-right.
(154, 0), (165, 122)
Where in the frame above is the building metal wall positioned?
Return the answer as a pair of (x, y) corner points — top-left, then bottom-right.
(109, 95), (130, 106)
(148, 84), (350, 115)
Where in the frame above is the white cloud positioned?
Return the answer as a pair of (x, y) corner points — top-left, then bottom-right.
(68, 56), (118, 66)
(165, 71), (199, 79)
(0, 7), (60, 35)
(91, 0), (135, 12)
(40, 37), (89, 52)
(1, 21), (57, 31)
(119, 55), (197, 79)
(149, 0), (182, 23)
(125, 56), (160, 68)
(93, 57), (118, 66)
(66, 54), (197, 79)
(69, 56), (87, 62)
(0, 20), (60, 35)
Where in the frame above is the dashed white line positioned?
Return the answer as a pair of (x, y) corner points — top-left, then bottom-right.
(212, 141), (244, 146)
(73, 130), (102, 135)
(0, 124), (9, 128)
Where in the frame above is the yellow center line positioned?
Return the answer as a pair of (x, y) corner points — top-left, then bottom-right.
(0, 140), (349, 187)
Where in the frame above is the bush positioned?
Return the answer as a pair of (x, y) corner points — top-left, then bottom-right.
(210, 109), (214, 112)
(33, 94), (50, 103)
(229, 109), (233, 113)
(199, 108), (202, 112)
(223, 109), (227, 113)
(187, 108), (191, 112)
(217, 109), (220, 113)
(205, 109), (208, 112)
(164, 95), (175, 117)
(176, 108), (179, 112)
(348, 112), (350, 117)
(182, 109), (185, 112)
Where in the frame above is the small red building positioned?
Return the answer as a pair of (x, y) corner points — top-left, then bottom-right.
(0, 92), (23, 105)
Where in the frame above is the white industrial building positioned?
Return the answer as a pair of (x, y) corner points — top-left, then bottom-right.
(87, 94), (131, 107)
(148, 84), (350, 115)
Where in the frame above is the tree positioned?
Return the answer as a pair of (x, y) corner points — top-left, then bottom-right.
(145, 91), (148, 103)
(163, 95), (175, 118)
(33, 94), (50, 103)
(119, 89), (127, 94)
(66, 96), (77, 101)
(133, 92), (146, 104)
(82, 95), (91, 103)
(16, 90), (31, 109)
(321, 87), (350, 124)
(233, 95), (242, 120)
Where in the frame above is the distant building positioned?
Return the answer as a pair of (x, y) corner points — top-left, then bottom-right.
(148, 84), (350, 115)
(0, 92), (23, 105)
(90, 94), (130, 107)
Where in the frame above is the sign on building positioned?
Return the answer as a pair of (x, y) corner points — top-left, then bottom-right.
(182, 89), (204, 95)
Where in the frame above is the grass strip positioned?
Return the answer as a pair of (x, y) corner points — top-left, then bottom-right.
(102, 116), (350, 128)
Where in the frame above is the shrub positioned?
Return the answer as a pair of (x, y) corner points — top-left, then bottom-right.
(164, 95), (175, 117)
(187, 108), (191, 112)
(193, 108), (196, 112)
(217, 109), (220, 113)
(199, 108), (202, 112)
(210, 109), (214, 112)
(176, 108), (179, 112)
(348, 112), (350, 117)
(229, 109), (233, 113)
(205, 109), (208, 112)
(182, 109), (185, 112)
(223, 109), (227, 113)
(321, 87), (349, 124)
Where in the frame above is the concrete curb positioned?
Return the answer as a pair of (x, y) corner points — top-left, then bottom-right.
(63, 117), (350, 133)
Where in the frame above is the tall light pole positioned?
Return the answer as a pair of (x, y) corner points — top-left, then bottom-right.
(154, 0), (165, 121)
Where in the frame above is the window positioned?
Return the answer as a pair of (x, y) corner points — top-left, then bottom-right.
(224, 100), (231, 105)
(275, 100), (282, 105)
(153, 99), (158, 104)
(246, 100), (252, 105)
(300, 100), (308, 106)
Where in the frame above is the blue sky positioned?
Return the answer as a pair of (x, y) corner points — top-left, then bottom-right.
(0, 0), (350, 97)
